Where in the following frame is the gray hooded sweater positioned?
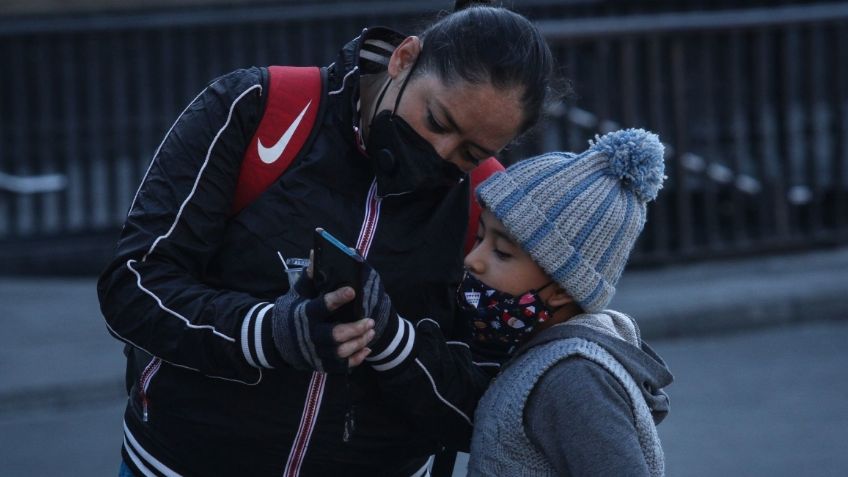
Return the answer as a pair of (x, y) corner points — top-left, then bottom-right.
(467, 310), (673, 476)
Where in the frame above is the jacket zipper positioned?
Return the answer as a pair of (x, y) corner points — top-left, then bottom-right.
(355, 179), (382, 256)
(139, 357), (162, 422)
(284, 180), (383, 474)
(346, 179), (382, 441)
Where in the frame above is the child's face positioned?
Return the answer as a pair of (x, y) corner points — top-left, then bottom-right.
(465, 209), (557, 298)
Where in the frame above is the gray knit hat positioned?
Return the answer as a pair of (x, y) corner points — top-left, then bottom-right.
(476, 128), (666, 313)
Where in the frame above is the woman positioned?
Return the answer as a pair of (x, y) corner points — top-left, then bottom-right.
(99, 1), (554, 475)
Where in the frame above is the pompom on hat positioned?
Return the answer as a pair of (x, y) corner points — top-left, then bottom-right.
(476, 128), (666, 313)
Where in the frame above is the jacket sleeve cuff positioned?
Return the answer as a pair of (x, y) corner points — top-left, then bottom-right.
(365, 314), (416, 373)
(239, 302), (284, 369)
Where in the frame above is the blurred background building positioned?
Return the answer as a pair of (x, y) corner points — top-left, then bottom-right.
(1, 0), (846, 274)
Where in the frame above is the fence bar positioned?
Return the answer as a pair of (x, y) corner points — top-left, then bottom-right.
(780, 27), (803, 240)
(227, 25), (246, 70)
(0, 1), (455, 36)
(197, 27), (220, 93)
(592, 40), (611, 133)
(805, 26), (825, 236)
(132, 30), (154, 199)
(112, 32), (133, 224)
(10, 2), (846, 39)
(698, 33), (722, 250)
(645, 35), (670, 261)
(752, 29), (781, 243)
(835, 25), (847, 235)
(538, 3), (848, 40)
(11, 39), (34, 236)
(618, 39), (638, 127)
(83, 33), (108, 229)
(179, 29), (201, 113)
(726, 30), (751, 246)
(33, 36), (58, 234)
(562, 46), (582, 153)
(671, 38), (694, 254)
(0, 41), (9, 236)
(157, 28), (178, 150)
(60, 36), (83, 232)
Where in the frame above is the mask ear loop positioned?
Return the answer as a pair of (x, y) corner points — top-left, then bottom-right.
(533, 281), (567, 314)
(370, 78), (393, 125)
(390, 55), (420, 115)
(533, 280), (556, 294)
(368, 52), (419, 125)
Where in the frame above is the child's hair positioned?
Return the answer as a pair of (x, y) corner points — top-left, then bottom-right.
(415, 1), (555, 135)
(476, 129), (666, 312)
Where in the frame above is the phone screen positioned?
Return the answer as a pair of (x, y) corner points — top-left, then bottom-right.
(313, 228), (364, 323)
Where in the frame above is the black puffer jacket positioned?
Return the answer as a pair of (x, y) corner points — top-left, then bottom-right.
(98, 27), (495, 477)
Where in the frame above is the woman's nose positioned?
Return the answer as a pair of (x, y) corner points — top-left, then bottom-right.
(431, 136), (460, 162)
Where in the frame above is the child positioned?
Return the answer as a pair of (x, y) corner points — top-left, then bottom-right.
(461, 129), (672, 476)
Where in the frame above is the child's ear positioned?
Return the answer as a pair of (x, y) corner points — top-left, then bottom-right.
(547, 287), (574, 308)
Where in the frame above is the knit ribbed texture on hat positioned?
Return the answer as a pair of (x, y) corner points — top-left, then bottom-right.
(477, 128), (665, 312)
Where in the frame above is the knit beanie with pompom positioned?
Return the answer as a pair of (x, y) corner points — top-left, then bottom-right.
(476, 128), (666, 313)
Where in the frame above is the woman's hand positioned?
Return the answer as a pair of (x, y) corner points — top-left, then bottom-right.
(310, 250), (375, 367)
(324, 287), (375, 367)
(271, 264), (374, 373)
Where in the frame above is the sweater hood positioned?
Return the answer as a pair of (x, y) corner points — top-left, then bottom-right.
(517, 310), (673, 424)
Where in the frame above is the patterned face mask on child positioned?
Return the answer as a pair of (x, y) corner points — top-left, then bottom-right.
(456, 272), (557, 355)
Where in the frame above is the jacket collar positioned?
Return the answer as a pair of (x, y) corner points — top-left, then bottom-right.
(327, 26), (407, 148)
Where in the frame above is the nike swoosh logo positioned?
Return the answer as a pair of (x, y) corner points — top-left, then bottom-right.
(258, 100), (312, 164)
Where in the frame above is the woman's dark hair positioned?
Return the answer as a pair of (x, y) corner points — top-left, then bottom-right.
(415, 1), (555, 135)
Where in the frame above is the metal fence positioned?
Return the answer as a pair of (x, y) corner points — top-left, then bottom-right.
(1, 1), (846, 272)
(526, 3), (848, 263)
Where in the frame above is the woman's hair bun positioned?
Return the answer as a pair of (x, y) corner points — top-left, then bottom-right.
(453, 0), (496, 12)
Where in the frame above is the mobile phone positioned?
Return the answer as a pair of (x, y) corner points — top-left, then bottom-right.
(312, 228), (364, 323)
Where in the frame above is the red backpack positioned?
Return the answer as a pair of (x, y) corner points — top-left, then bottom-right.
(231, 66), (503, 255)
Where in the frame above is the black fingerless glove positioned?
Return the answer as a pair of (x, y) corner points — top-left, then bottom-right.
(360, 263), (396, 342)
(271, 275), (348, 374)
(360, 263), (414, 372)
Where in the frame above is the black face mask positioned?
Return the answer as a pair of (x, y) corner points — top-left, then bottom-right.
(365, 63), (465, 197)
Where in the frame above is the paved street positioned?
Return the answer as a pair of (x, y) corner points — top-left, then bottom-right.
(0, 278), (126, 476)
(0, 400), (125, 476)
(653, 321), (848, 477)
(2, 316), (846, 476)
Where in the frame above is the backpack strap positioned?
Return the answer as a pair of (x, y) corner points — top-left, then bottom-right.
(231, 66), (323, 215)
(465, 157), (505, 254)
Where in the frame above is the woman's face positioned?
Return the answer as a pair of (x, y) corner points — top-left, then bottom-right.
(377, 37), (525, 173)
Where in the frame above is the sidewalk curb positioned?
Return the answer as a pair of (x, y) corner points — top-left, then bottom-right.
(612, 246), (848, 340)
(0, 379), (124, 417)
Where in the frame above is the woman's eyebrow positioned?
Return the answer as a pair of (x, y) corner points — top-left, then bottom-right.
(432, 99), (496, 156)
